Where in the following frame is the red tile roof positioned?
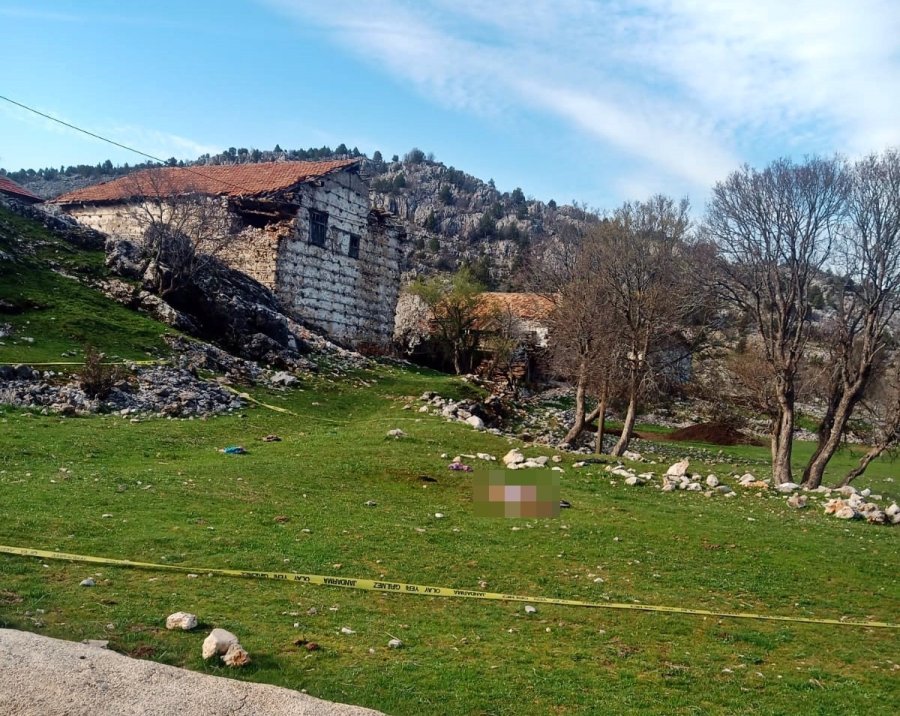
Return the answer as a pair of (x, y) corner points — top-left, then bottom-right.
(51, 159), (361, 204)
(478, 292), (555, 322)
(0, 176), (42, 203)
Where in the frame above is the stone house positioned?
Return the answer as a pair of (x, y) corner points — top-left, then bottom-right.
(0, 176), (42, 204)
(51, 160), (405, 346)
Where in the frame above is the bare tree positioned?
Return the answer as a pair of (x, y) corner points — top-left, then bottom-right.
(122, 170), (235, 298)
(802, 150), (900, 487)
(547, 197), (708, 455)
(548, 268), (620, 447)
(840, 355), (900, 485)
(592, 196), (700, 456)
(704, 157), (848, 484)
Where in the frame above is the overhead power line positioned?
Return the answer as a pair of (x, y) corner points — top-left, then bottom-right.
(0, 93), (340, 197)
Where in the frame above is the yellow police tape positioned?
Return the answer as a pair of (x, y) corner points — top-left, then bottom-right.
(1, 545), (896, 630)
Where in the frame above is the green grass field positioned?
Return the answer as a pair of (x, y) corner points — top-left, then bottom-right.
(1, 206), (898, 714)
(1, 363), (898, 715)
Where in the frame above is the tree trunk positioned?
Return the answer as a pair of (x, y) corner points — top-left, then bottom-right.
(594, 392), (607, 454)
(840, 444), (887, 486)
(802, 393), (860, 488)
(771, 400), (795, 484)
(611, 394), (637, 457)
(561, 368), (587, 445)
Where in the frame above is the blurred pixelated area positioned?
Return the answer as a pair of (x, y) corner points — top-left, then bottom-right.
(473, 469), (560, 518)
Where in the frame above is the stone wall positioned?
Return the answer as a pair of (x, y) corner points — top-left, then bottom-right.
(275, 172), (405, 345)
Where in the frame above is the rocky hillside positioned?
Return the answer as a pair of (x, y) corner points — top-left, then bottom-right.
(6, 147), (596, 288)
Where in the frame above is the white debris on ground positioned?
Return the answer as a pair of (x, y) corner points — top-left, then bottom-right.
(600, 457), (898, 526)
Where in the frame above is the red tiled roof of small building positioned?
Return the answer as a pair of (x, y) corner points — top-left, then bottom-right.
(0, 176), (42, 203)
(51, 159), (360, 204)
(477, 292), (555, 322)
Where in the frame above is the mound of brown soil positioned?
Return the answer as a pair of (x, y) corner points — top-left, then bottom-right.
(666, 422), (761, 446)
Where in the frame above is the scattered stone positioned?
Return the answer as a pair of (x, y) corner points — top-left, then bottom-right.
(222, 642), (251, 667)
(434, 512), (445, 519)
(476, 453), (496, 461)
(79, 578), (95, 588)
(503, 449), (525, 467)
(624, 475), (648, 486)
(273, 515), (290, 523)
(386, 429), (406, 438)
(261, 434), (282, 442)
(787, 494), (807, 510)
(623, 450), (643, 462)
(340, 627), (355, 635)
(465, 415), (485, 430)
(665, 459), (689, 477)
(524, 605), (537, 614)
(715, 485), (734, 495)
(165, 612), (198, 631)
(269, 371), (298, 387)
(776, 482), (801, 493)
(364, 500), (377, 507)
(705, 474), (719, 488)
(559, 500), (572, 509)
(686, 483), (703, 492)
(834, 506), (859, 520)
(387, 638), (403, 649)
(202, 629), (239, 660)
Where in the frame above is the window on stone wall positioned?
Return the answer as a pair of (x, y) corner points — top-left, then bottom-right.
(308, 209), (328, 247)
(348, 234), (361, 259)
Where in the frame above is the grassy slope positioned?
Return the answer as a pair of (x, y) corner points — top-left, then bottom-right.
(1, 364), (897, 716)
(0, 205), (171, 364)
(0, 205), (897, 713)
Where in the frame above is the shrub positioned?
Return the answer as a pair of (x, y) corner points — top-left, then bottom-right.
(79, 346), (126, 399)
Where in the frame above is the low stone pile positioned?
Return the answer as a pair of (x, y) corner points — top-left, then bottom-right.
(0, 365), (242, 417)
(418, 391), (497, 432)
(823, 489), (899, 525)
(602, 455), (898, 526)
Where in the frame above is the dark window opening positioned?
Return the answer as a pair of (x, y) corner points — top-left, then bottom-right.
(348, 234), (361, 259)
(308, 209), (328, 247)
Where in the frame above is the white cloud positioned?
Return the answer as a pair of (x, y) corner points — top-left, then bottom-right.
(261, 0), (900, 193)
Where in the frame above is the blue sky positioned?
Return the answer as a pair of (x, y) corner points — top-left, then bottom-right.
(1, 0), (899, 209)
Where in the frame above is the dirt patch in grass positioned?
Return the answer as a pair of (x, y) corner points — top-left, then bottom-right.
(666, 422), (762, 446)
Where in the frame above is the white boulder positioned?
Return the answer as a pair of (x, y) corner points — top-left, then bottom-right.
(222, 642), (251, 667)
(665, 459), (689, 477)
(503, 449), (525, 466)
(165, 612), (198, 631)
(465, 415), (485, 430)
(202, 629), (239, 660)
